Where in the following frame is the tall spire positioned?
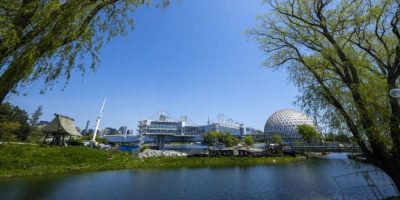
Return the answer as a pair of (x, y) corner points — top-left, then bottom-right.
(92, 97), (107, 142)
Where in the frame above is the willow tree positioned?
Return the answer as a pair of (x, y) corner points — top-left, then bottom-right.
(250, 0), (400, 190)
(0, 0), (168, 103)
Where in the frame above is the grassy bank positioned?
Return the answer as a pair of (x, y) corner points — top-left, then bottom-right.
(0, 145), (303, 178)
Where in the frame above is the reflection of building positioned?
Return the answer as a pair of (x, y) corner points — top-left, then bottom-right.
(137, 111), (249, 137)
(264, 109), (315, 144)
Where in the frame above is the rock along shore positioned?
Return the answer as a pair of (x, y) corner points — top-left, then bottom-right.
(138, 149), (187, 158)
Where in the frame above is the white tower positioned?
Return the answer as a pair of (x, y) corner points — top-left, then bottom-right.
(92, 98), (107, 142)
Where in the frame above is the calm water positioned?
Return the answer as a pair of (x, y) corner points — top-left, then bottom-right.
(0, 153), (398, 200)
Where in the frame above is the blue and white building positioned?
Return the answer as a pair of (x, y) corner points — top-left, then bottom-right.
(138, 111), (247, 137)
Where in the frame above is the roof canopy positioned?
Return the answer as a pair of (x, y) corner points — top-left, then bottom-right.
(42, 114), (81, 136)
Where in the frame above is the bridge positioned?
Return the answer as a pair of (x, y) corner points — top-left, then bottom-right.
(104, 134), (203, 144)
(104, 135), (362, 153)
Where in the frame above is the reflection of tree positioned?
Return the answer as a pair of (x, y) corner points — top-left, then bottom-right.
(9, 176), (62, 200)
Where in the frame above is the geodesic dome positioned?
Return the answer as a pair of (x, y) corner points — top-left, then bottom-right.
(264, 109), (315, 144)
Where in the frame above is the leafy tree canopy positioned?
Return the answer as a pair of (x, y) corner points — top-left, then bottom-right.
(271, 133), (283, 144)
(29, 105), (43, 127)
(203, 131), (240, 148)
(297, 124), (322, 145)
(244, 135), (254, 146)
(0, 103), (31, 141)
(0, 0), (169, 103)
(0, 103), (29, 125)
(249, 0), (400, 189)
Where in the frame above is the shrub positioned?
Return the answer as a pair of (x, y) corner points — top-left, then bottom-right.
(271, 133), (283, 144)
(70, 139), (83, 146)
(244, 135), (254, 146)
(140, 145), (150, 152)
(223, 134), (240, 148)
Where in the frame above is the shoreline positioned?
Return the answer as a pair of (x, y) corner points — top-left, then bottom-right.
(0, 145), (304, 178)
(0, 156), (305, 179)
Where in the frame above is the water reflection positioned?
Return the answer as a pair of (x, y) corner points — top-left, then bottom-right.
(0, 153), (397, 200)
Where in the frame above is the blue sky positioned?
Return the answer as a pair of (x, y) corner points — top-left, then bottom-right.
(7, 0), (299, 131)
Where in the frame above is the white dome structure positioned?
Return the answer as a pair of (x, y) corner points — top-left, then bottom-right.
(264, 109), (315, 144)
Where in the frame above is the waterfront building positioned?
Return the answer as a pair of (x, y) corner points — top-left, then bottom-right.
(264, 109), (315, 145)
(245, 127), (263, 135)
(138, 110), (199, 136)
(103, 127), (119, 135)
(106, 111), (258, 145)
(198, 121), (244, 137)
(81, 128), (94, 136)
(119, 126), (128, 135)
(138, 111), (248, 137)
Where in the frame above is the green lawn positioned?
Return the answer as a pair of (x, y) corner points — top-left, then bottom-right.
(0, 145), (303, 178)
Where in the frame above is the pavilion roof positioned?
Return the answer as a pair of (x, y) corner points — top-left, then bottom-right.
(42, 114), (81, 136)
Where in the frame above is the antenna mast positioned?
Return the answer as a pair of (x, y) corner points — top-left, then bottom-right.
(92, 98), (107, 142)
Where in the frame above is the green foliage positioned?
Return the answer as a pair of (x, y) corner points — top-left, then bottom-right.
(81, 134), (107, 144)
(203, 131), (240, 148)
(297, 124), (322, 145)
(26, 127), (43, 144)
(0, 121), (19, 141)
(325, 133), (352, 143)
(81, 134), (93, 141)
(96, 137), (107, 144)
(244, 135), (254, 146)
(0, 103), (29, 124)
(0, 0), (170, 103)
(203, 131), (224, 146)
(0, 103), (31, 141)
(29, 105), (43, 127)
(223, 134), (240, 148)
(139, 145), (150, 152)
(69, 138), (83, 146)
(271, 133), (283, 144)
(250, 0), (400, 189)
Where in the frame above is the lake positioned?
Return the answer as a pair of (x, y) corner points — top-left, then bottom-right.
(0, 153), (398, 200)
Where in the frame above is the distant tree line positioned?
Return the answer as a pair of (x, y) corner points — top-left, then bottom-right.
(204, 131), (240, 148)
(203, 131), (257, 148)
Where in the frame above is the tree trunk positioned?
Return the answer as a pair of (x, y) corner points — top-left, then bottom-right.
(389, 168), (400, 193)
(378, 158), (400, 192)
(387, 78), (400, 155)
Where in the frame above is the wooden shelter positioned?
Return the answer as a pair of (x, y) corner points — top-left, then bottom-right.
(41, 114), (81, 146)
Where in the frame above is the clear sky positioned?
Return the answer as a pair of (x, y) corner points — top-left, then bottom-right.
(6, 0), (299, 131)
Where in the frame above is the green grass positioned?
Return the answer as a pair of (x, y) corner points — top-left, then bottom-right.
(0, 145), (303, 178)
